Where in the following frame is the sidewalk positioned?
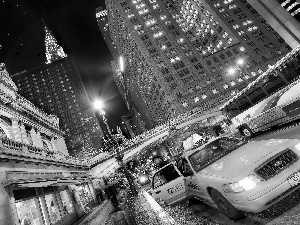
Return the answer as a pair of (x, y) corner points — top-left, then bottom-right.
(73, 190), (175, 225)
(73, 189), (217, 225)
(72, 200), (114, 225)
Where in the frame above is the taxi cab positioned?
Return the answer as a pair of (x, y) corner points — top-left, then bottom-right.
(151, 136), (300, 220)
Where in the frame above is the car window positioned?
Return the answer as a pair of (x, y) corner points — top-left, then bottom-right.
(188, 138), (246, 172)
(182, 159), (194, 176)
(153, 164), (181, 189)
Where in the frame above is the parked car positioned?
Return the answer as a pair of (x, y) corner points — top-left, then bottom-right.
(151, 136), (300, 220)
(232, 81), (300, 137)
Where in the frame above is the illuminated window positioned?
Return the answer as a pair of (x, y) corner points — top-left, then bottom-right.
(212, 89), (218, 94)
(182, 102), (188, 107)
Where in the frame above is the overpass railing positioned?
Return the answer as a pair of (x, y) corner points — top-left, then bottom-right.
(88, 107), (225, 165)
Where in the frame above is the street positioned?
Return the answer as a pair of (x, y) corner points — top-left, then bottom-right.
(162, 124), (300, 225)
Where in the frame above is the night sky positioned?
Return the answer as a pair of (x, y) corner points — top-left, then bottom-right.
(0, 0), (128, 132)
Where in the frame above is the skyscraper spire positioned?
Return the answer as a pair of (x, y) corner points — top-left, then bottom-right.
(44, 22), (67, 64)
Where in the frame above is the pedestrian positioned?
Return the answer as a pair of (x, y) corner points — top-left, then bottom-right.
(104, 181), (120, 211)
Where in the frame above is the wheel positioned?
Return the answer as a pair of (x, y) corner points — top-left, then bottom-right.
(240, 126), (254, 138)
(210, 188), (245, 221)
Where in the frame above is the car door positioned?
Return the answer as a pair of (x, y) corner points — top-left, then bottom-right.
(152, 163), (188, 206)
(181, 158), (206, 198)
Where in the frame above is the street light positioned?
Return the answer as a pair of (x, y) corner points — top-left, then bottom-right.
(93, 100), (137, 198)
(94, 100), (111, 136)
(236, 58), (244, 66)
(228, 67), (236, 76)
(227, 58), (251, 84)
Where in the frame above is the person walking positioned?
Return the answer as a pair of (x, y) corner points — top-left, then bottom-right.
(104, 181), (120, 211)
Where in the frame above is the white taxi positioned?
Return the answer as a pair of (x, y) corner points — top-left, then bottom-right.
(151, 137), (300, 220)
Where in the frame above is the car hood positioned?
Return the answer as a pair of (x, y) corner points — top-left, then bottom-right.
(200, 139), (299, 180)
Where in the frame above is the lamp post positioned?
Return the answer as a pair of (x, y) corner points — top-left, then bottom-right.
(93, 100), (137, 198)
(94, 100), (111, 136)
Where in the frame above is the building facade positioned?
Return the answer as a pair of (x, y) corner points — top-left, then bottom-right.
(0, 63), (97, 225)
(246, 0), (300, 49)
(103, 0), (292, 128)
(96, 8), (149, 133)
(11, 27), (104, 158)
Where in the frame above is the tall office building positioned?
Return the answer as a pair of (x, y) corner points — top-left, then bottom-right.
(246, 0), (300, 48)
(96, 7), (148, 133)
(11, 26), (104, 158)
(103, 0), (291, 128)
(96, 8), (118, 58)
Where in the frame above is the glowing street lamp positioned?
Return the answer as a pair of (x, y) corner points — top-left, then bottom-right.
(227, 67), (236, 75)
(93, 99), (138, 198)
(93, 100), (104, 114)
(236, 58), (244, 66)
(227, 58), (251, 84)
(94, 99), (111, 135)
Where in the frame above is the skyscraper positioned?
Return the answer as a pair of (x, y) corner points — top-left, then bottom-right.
(96, 7), (148, 133)
(246, 0), (300, 48)
(11, 26), (104, 158)
(103, 0), (291, 129)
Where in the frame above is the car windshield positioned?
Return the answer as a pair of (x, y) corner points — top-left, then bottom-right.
(188, 137), (247, 172)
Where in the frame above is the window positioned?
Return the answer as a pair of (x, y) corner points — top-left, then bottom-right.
(148, 48), (157, 54)
(173, 61), (185, 70)
(194, 63), (203, 70)
(189, 138), (246, 172)
(213, 57), (219, 63)
(226, 51), (232, 57)
(161, 68), (169, 74)
(168, 25), (175, 30)
(177, 159), (194, 176)
(190, 57), (198, 63)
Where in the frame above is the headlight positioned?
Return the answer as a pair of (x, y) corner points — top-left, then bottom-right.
(139, 175), (148, 184)
(223, 174), (261, 194)
(294, 143), (300, 151)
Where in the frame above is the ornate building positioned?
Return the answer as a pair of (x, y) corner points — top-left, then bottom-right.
(102, 0), (292, 129)
(0, 62), (97, 225)
(11, 26), (104, 158)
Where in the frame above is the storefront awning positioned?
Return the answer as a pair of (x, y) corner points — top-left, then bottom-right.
(1, 171), (91, 188)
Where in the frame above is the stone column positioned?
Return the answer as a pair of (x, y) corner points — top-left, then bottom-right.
(50, 137), (57, 152)
(87, 182), (98, 205)
(19, 123), (29, 145)
(55, 191), (65, 218)
(30, 128), (38, 147)
(35, 131), (44, 149)
(30, 128), (43, 148)
(11, 119), (22, 143)
(38, 196), (51, 225)
(54, 138), (69, 156)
